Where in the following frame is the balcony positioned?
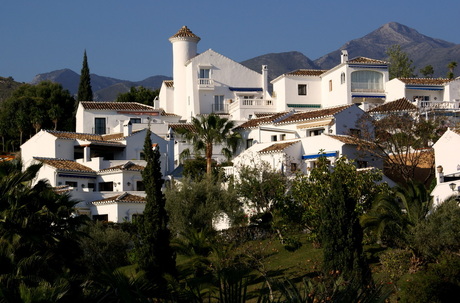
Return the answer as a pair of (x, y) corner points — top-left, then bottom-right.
(212, 103), (229, 114)
(198, 78), (214, 90)
(419, 100), (460, 111)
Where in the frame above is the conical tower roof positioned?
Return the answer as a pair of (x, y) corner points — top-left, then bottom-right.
(169, 26), (201, 42)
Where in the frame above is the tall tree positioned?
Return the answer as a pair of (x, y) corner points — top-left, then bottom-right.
(320, 173), (370, 285)
(175, 114), (241, 175)
(386, 45), (415, 79)
(447, 61), (457, 79)
(77, 50), (93, 101)
(419, 65), (434, 78)
(135, 129), (176, 290)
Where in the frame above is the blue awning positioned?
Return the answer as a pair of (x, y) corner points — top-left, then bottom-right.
(406, 85), (443, 91)
(229, 87), (263, 92)
(302, 151), (337, 160)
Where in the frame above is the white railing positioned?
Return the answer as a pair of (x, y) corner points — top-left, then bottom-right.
(198, 78), (214, 88)
(419, 100), (460, 110)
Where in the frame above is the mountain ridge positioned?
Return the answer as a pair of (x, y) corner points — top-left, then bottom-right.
(24, 22), (460, 101)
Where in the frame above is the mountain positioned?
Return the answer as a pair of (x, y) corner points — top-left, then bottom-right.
(31, 69), (171, 101)
(29, 22), (460, 100)
(241, 22), (460, 79)
(0, 76), (23, 102)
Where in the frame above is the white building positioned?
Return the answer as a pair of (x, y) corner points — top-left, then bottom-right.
(431, 128), (460, 206)
(159, 26), (272, 122)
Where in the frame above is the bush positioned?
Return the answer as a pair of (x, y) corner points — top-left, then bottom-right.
(379, 248), (412, 283)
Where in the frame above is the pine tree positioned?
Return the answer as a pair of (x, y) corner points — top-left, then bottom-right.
(136, 128), (176, 289)
(77, 50), (93, 101)
(320, 173), (370, 285)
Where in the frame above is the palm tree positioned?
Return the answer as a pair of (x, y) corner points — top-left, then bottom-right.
(361, 181), (432, 248)
(447, 61), (457, 79)
(175, 114), (241, 175)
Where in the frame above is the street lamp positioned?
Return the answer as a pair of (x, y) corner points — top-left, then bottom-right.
(449, 182), (457, 192)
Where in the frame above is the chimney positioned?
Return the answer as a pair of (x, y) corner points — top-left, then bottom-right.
(262, 65), (268, 99)
(123, 120), (132, 137)
(341, 50), (348, 64)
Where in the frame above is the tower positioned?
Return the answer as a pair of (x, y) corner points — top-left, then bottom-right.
(169, 26), (201, 119)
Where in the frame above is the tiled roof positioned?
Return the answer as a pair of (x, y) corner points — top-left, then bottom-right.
(275, 105), (353, 125)
(326, 134), (359, 145)
(258, 140), (300, 154)
(235, 112), (291, 130)
(80, 101), (157, 111)
(45, 130), (137, 143)
(164, 80), (174, 88)
(170, 26), (200, 41)
(367, 98), (417, 113)
(34, 157), (95, 173)
(397, 78), (452, 85)
(347, 57), (388, 65)
(99, 161), (145, 172)
(91, 193), (146, 205)
(285, 69), (328, 76)
(169, 123), (196, 132)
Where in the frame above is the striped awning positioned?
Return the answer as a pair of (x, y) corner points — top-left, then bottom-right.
(302, 151), (337, 160)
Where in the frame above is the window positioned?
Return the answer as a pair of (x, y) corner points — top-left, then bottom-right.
(329, 80), (333, 91)
(413, 96), (430, 101)
(298, 84), (307, 95)
(357, 160), (368, 168)
(290, 163), (297, 172)
(341, 72), (346, 84)
(349, 128), (361, 137)
(130, 118), (141, 123)
(65, 181), (78, 188)
(351, 71), (383, 91)
(271, 135), (277, 142)
(308, 129), (324, 137)
(280, 134), (286, 141)
(136, 181), (145, 191)
(199, 68), (210, 79)
(88, 183), (95, 191)
(246, 139), (254, 149)
(98, 182), (113, 191)
(94, 118), (106, 135)
(214, 95), (225, 112)
(92, 214), (108, 222)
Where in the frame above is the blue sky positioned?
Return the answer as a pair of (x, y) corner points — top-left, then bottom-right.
(1, 0), (460, 83)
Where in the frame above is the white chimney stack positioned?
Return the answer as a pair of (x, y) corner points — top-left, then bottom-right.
(341, 50), (348, 63)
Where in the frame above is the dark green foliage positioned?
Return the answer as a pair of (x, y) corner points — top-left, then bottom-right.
(386, 44), (415, 79)
(398, 253), (460, 303)
(412, 198), (460, 260)
(320, 173), (370, 285)
(0, 81), (76, 149)
(135, 129), (176, 288)
(0, 159), (88, 301)
(165, 175), (244, 234)
(419, 65), (434, 77)
(78, 222), (133, 277)
(77, 50), (93, 101)
(115, 86), (159, 105)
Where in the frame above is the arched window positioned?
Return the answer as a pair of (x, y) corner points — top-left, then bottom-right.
(341, 72), (346, 84)
(351, 71), (383, 91)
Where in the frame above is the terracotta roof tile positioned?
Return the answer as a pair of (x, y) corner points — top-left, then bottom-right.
(235, 112), (292, 130)
(164, 80), (174, 88)
(91, 193), (146, 205)
(169, 123), (196, 133)
(34, 157), (95, 173)
(397, 78), (452, 85)
(285, 69), (328, 76)
(347, 57), (388, 65)
(326, 134), (358, 145)
(170, 26), (200, 41)
(275, 105), (352, 125)
(45, 130), (138, 143)
(367, 98), (417, 113)
(99, 161), (145, 172)
(80, 101), (157, 111)
(258, 140), (300, 154)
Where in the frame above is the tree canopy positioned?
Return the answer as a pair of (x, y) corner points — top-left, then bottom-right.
(115, 86), (159, 105)
(386, 45), (415, 79)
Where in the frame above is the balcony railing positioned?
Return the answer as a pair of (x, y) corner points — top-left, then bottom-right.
(228, 98), (275, 113)
(198, 78), (214, 89)
(419, 100), (460, 110)
(212, 103), (229, 113)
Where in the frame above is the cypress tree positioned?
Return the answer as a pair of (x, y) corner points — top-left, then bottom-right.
(136, 128), (176, 289)
(320, 173), (370, 285)
(77, 50), (93, 101)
